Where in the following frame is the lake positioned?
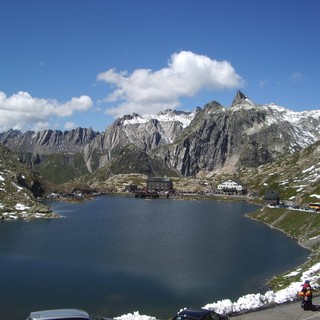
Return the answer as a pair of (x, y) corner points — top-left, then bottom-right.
(0, 196), (308, 319)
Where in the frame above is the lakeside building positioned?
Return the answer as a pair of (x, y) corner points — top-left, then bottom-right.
(264, 190), (280, 206)
(217, 179), (247, 195)
(146, 177), (173, 193)
(124, 184), (138, 192)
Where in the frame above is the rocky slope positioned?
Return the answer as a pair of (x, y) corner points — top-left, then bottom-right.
(82, 109), (197, 173)
(81, 91), (320, 178)
(0, 144), (58, 221)
(235, 140), (320, 205)
(156, 91), (320, 176)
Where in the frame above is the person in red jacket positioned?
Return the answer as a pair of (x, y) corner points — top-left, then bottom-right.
(301, 280), (313, 310)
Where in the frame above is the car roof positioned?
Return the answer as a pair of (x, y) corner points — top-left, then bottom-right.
(28, 309), (90, 320)
(177, 309), (212, 319)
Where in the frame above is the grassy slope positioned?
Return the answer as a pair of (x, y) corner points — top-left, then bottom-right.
(35, 153), (89, 184)
(247, 207), (320, 291)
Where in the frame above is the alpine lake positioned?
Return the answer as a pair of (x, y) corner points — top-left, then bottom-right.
(0, 195), (308, 320)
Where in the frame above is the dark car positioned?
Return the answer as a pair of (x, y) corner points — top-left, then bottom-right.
(172, 308), (229, 320)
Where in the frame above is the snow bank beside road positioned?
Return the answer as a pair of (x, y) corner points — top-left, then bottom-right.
(115, 262), (320, 320)
(204, 262), (320, 315)
(115, 311), (156, 320)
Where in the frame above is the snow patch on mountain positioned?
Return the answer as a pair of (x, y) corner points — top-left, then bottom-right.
(259, 104), (320, 147)
(123, 110), (197, 128)
(261, 103), (320, 124)
(231, 98), (255, 110)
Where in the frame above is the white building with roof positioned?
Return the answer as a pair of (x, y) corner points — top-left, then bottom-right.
(217, 179), (247, 195)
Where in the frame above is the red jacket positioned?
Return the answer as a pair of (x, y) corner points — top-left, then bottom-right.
(301, 283), (312, 297)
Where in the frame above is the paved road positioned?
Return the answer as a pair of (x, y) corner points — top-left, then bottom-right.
(231, 296), (320, 320)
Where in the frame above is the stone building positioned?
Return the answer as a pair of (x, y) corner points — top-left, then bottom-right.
(146, 177), (173, 192)
(264, 190), (280, 206)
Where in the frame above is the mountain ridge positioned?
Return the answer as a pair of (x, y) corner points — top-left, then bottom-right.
(1, 91), (320, 182)
(0, 127), (99, 154)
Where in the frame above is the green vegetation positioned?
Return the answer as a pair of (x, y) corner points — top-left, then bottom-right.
(35, 153), (89, 184)
(250, 208), (320, 239)
(248, 207), (320, 291)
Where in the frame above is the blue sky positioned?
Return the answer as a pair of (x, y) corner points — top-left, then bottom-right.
(0, 0), (319, 133)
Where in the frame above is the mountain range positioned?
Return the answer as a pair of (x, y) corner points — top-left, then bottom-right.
(73, 90), (320, 178)
(1, 91), (319, 184)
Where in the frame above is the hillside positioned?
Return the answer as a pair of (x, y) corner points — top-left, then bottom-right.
(0, 144), (58, 220)
(75, 140), (320, 206)
(0, 128), (97, 184)
(248, 207), (320, 291)
(234, 140), (320, 204)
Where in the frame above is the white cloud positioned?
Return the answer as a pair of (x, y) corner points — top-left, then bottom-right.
(64, 121), (76, 130)
(97, 51), (245, 117)
(0, 91), (93, 132)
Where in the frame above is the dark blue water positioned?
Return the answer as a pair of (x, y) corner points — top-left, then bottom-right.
(0, 196), (308, 319)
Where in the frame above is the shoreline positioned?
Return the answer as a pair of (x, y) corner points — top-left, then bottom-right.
(201, 206), (320, 316)
(81, 194), (320, 316)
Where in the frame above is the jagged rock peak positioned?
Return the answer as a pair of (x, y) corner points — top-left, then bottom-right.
(0, 129), (22, 142)
(231, 90), (254, 108)
(203, 100), (223, 112)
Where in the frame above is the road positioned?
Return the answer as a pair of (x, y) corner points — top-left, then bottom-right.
(231, 296), (320, 320)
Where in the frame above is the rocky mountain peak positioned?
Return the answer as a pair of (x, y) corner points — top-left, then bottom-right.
(203, 100), (223, 112)
(0, 129), (22, 143)
(231, 90), (254, 108)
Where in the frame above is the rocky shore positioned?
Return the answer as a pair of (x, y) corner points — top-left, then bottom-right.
(0, 201), (59, 221)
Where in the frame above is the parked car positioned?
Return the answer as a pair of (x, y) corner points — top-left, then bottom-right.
(26, 308), (113, 320)
(172, 308), (229, 320)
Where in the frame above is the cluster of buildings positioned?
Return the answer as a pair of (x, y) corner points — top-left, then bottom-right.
(127, 177), (319, 211)
(127, 177), (248, 196)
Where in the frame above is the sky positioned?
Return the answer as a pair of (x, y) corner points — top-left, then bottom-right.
(0, 0), (319, 133)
